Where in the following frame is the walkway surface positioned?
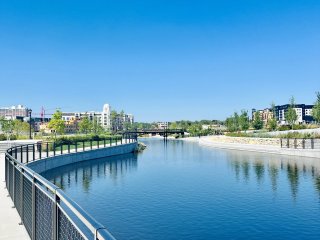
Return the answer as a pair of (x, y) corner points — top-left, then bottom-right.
(0, 153), (29, 240)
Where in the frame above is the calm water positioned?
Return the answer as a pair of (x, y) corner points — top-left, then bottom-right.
(42, 139), (320, 239)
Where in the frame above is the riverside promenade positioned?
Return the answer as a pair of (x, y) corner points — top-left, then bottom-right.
(0, 152), (29, 240)
(198, 136), (320, 159)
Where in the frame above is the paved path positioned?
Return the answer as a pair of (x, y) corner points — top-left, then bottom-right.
(0, 153), (29, 240)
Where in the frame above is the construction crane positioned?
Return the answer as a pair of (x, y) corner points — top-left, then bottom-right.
(32, 107), (61, 122)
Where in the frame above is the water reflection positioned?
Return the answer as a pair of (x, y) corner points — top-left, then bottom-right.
(228, 152), (320, 200)
(42, 153), (138, 191)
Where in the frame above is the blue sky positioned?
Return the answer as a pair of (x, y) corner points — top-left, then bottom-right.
(0, 0), (319, 122)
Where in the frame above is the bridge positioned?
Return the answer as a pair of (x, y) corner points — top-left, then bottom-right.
(123, 129), (185, 140)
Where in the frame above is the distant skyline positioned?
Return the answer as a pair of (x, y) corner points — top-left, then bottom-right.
(1, 0), (319, 122)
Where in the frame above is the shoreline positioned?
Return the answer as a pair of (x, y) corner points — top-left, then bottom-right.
(179, 136), (320, 159)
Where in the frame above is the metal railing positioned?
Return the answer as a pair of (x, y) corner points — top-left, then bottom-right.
(5, 134), (137, 240)
(280, 138), (320, 149)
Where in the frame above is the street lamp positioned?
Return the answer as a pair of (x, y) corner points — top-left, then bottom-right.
(28, 109), (32, 139)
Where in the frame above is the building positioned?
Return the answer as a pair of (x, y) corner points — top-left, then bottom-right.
(252, 108), (274, 126)
(0, 105), (29, 120)
(275, 104), (314, 125)
(157, 122), (169, 130)
(253, 104), (314, 125)
(61, 103), (134, 132)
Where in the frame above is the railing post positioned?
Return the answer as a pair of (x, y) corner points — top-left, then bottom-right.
(20, 146), (23, 163)
(20, 168), (24, 225)
(75, 141), (77, 153)
(302, 138), (305, 149)
(53, 142), (56, 156)
(110, 138), (112, 146)
(83, 141), (85, 151)
(68, 143), (70, 153)
(90, 140), (92, 150)
(311, 138), (314, 149)
(15, 147), (18, 159)
(121, 137), (123, 145)
(280, 138), (282, 148)
(53, 189), (60, 240)
(32, 176), (36, 240)
(294, 138), (297, 149)
(33, 144), (35, 161)
(60, 144), (63, 155)
(46, 142), (49, 157)
(39, 143), (42, 159)
(97, 140), (100, 149)
(104, 139), (106, 147)
(26, 145), (29, 163)
(12, 162), (15, 203)
(287, 138), (289, 148)
(116, 137), (117, 145)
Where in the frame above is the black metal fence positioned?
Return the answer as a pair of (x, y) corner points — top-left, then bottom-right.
(5, 134), (137, 240)
(280, 138), (320, 149)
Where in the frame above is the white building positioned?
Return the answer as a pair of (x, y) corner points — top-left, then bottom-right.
(61, 103), (133, 131)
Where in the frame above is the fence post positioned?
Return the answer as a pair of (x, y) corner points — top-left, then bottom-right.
(60, 144), (63, 155)
(97, 140), (100, 149)
(53, 142), (56, 156)
(104, 139), (106, 147)
(294, 138), (297, 149)
(110, 138), (112, 146)
(15, 147), (18, 159)
(46, 142), (49, 157)
(20, 168), (24, 225)
(90, 140), (92, 150)
(311, 138), (314, 149)
(26, 145), (29, 163)
(83, 141), (85, 151)
(12, 162), (15, 204)
(75, 141), (77, 153)
(68, 143), (70, 153)
(33, 144), (35, 161)
(20, 146), (23, 163)
(39, 143), (42, 159)
(32, 176), (36, 240)
(53, 189), (59, 240)
(302, 139), (305, 149)
(287, 138), (289, 148)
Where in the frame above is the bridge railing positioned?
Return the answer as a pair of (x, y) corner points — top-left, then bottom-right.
(5, 134), (137, 240)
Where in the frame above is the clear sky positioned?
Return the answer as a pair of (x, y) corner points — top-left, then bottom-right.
(0, 0), (319, 122)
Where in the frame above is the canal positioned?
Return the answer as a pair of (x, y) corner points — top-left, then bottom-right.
(42, 139), (320, 239)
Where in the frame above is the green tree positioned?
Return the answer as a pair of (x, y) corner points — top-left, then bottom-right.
(239, 110), (249, 131)
(92, 116), (104, 134)
(79, 115), (92, 134)
(169, 122), (178, 129)
(110, 110), (118, 132)
(0, 117), (14, 136)
(285, 96), (298, 129)
(13, 119), (30, 137)
(312, 91), (320, 124)
(267, 102), (277, 131)
(225, 112), (240, 132)
(252, 111), (263, 130)
(48, 110), (65, 138)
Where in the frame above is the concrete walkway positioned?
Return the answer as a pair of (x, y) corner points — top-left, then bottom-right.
(0, 153), (29, 240)
(198, 136), (320, 159)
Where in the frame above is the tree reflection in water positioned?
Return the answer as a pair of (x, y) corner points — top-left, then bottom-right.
(42, 153), (138, 192)
(228, 152), (320, 200)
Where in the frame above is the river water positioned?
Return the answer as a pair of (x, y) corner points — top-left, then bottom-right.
(42, 139), (320, 239)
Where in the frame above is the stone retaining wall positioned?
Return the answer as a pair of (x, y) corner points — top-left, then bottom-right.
(207, 136), (280, 146)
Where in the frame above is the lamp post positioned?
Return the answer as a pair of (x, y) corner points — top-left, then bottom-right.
(28, 109), (32, 139)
